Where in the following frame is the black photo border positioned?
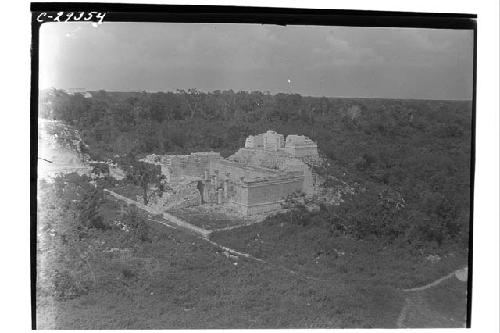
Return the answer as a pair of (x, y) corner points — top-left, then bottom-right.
(30, 2), (477, 329)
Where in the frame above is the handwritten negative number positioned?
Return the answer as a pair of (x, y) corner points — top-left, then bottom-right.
(36, 12), (107, 24)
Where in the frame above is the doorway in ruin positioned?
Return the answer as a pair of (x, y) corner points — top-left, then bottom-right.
(197, 180), (205, 203)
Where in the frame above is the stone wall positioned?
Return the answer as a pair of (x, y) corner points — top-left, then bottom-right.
(283, 145), (319, 158)
(263, 130), (285, 151)
(141, 180), (202, 211)
(228, 148), (289, 169)
(141, 144), (316, 216)
(209, 159), (280, 182)
(281, 158), (315, 196)
(284, 134), (319, 158)
(243, 131), (319, 159)
(245, 134), (264, 148)
(228, 148), (315, 196)
(205, 158), (305, 216)
(142, 152), (221, 182)
(234, 176), (304, 215)
(169, 152), (221, 181)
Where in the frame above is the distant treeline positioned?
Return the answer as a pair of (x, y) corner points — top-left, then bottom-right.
(39, 88), (473, 249)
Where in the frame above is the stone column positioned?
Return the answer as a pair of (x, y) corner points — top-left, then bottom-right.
(202, 182), (209, 203)
(217, 188), (223, 204)
(204, 169), (209, 181)
(214, 170), (219, 187)
(223, 179), (229, 199)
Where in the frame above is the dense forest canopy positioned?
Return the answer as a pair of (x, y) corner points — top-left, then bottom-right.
(39, 88), (472, 249)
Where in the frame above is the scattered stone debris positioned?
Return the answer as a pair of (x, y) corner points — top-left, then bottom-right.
(455, 267), (468, 282)
(426, 254), (441, 264)
(222, 251), (239, 261)
(306, 203), (321, 213)
(103, 247), (132, 256)
(112, 219), (130, 232)
(333, 248), (345, 256)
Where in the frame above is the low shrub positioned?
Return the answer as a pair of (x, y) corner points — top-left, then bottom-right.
(122, 268), (137, 280)
(52, 269), (90, 300)
(122, 206), (152, 243)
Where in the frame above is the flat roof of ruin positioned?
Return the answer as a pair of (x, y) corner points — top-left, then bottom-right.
(212, 159), (303, 184)
(212, 159), (281, 175)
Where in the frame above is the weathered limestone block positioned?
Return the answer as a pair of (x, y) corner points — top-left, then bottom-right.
(228, 147), (315, 196)
(263, 130), (285, 151)
(284, 134), (319, 158)
(245, 134), (264, 148)
(141, 152), (221, 182)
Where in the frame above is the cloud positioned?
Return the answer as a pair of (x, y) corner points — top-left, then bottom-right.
(38, 22), (473, 99)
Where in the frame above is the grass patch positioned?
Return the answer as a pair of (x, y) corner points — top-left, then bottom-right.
(398, 277), (468, 328)
(37, 196), (404, 329)
(210, 217), (468, 289)
(420, 277), (468, 324)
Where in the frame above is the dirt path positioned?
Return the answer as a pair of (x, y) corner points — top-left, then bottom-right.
(106, 188), (468, 328)
(401, 269), (464, 292)
(104, 189), (212, 238)
(105, 188), (340, 284)
(397, 267), (468, 328)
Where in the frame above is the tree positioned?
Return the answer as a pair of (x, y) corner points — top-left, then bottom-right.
(126, 161), (161, 205)
(78, 186), (107, 230)
(177, 88), (203, 119)
(38, 173), (102, 299)
(122, 205), (151, 242)
(281, 191), (311, 226)
(42, 90), (472, 253)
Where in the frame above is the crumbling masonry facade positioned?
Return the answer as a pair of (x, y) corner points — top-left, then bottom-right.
(142, 131), (320, 216)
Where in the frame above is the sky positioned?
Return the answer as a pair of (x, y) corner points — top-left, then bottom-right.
(39, 22), (474, 100)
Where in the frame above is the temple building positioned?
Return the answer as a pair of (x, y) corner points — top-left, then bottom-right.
(142, 130), (320, 216)
(245, 130), (318, 158)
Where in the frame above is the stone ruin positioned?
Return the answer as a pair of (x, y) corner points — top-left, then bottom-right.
(141, 131), (321, 216)
(244, 130), (319, 158)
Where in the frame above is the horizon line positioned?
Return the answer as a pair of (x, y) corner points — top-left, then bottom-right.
(40, 87), (473, 102)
